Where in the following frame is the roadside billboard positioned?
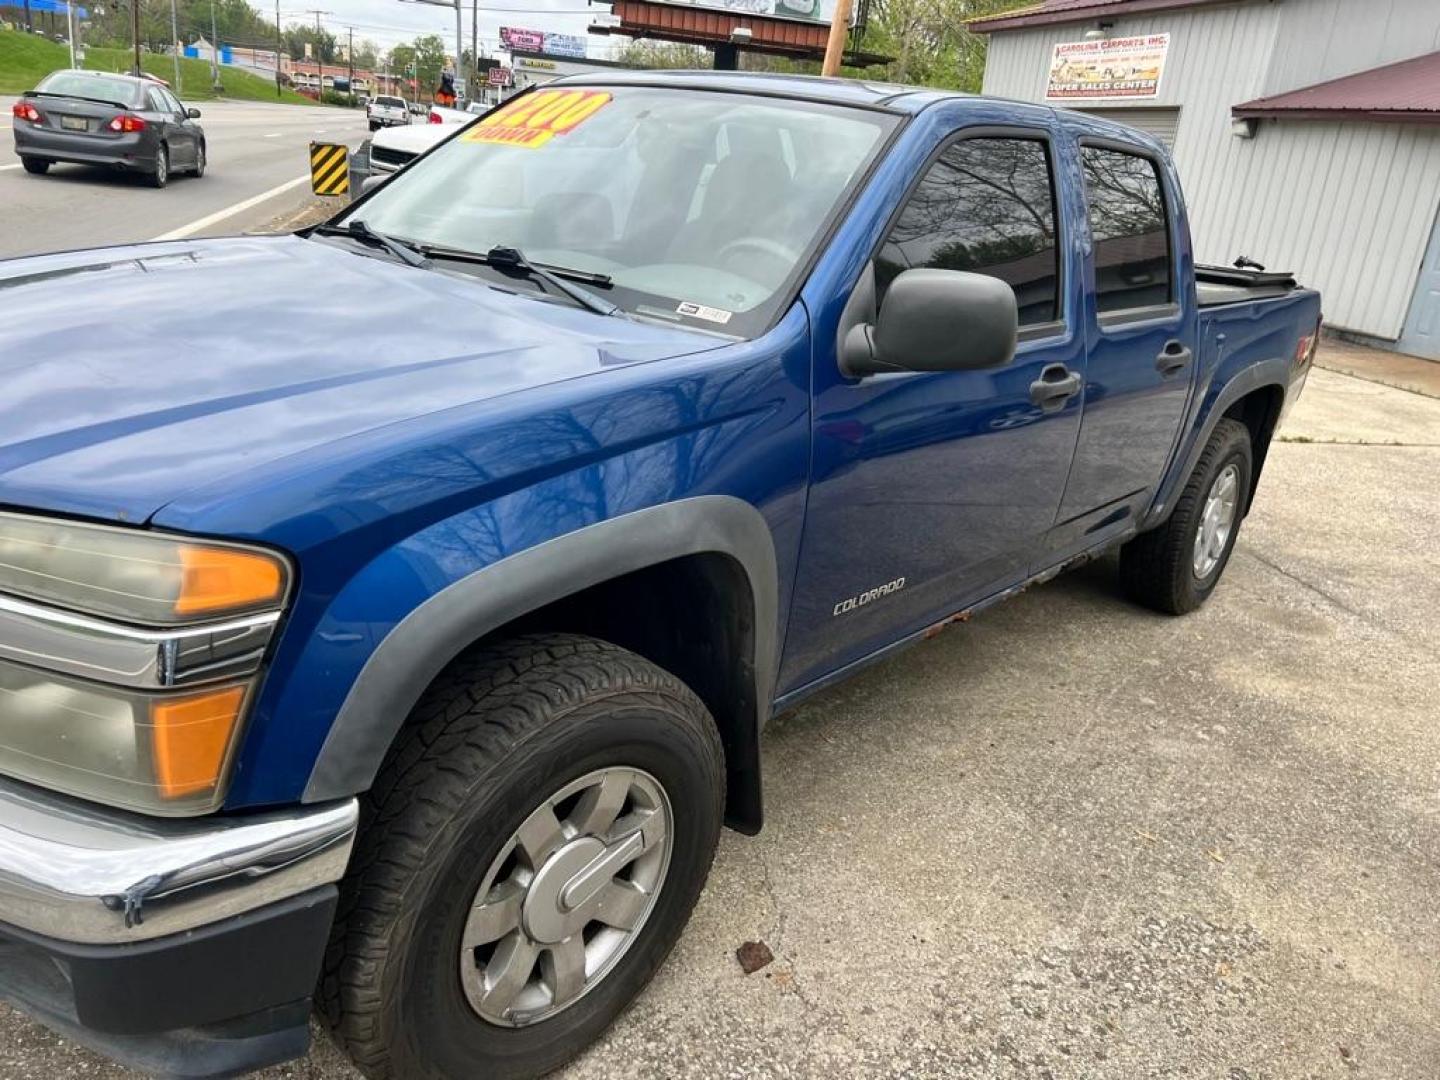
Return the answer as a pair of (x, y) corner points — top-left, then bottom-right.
(542, 32), (587, 59)
(499, 26), (544, 51)
(640, 0), (851, 27)
(501, 27), (591, 59)
(1044, 34), (1170, 100)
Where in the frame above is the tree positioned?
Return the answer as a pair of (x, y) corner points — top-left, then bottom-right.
(615, 40), (711, 70)
(352, 38), (380, 71)
(283, 24), (337, 63)
(409, 33), (448, 98)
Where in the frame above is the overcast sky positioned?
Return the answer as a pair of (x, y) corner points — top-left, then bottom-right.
(295, 0), (625, 61)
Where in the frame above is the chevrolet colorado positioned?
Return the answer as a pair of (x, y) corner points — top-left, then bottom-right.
(0, 72), (1320, 1079)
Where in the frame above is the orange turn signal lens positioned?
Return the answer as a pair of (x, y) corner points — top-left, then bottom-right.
(150, 686), (247, 799)
(175, 545), (286, 617)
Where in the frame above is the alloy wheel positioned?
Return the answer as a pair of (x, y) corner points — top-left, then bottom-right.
(1194, 462), (1240, 578)
(458, 767), (673, 1028)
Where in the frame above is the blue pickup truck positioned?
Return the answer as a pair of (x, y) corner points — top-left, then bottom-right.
(0, 72), (1319, 1079)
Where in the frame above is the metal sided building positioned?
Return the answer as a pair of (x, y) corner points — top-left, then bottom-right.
(969, 0), (1440, 359)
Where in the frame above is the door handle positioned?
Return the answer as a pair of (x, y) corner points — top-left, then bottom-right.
(1156, 340), (1192, 376)
(1029, 364), (1083, 412)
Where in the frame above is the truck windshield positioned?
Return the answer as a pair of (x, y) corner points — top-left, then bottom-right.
(341, 86), (897, 336)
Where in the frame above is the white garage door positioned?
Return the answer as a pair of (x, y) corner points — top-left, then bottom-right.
(1076, 107), (1182, 148)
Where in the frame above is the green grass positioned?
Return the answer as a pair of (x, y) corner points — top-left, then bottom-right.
(0, 28), (316, 104)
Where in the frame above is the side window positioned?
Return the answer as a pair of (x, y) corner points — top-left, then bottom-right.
(163, 90), (185, 115)
(876, 137), (1061, 329)
(145, 88), (168, 113)
(1079, 146), (1173, 314)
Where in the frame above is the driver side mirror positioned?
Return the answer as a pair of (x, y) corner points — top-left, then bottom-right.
(186, 107), (202, 119)
(840, 268), (1019, 377)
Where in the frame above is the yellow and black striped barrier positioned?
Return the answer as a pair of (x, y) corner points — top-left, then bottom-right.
(310, 142), (349, 197)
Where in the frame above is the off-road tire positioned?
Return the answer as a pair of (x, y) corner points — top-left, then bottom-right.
(320, 633), (726, 1080)
(1119, 418), (1253, 615)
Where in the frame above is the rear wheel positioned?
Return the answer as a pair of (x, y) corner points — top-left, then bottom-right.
(149, 146), (169, 188)
(322, 634), (726, 1080)
(1119, 418), (1253, 614)
(21, 157), (49, 175)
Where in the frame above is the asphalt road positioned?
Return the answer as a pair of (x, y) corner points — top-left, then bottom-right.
(1, 352), (1436, 1079)
(0, 97), (367, 259)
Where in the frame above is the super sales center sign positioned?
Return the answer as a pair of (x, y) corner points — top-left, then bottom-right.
(1045, 33), (1170, 100)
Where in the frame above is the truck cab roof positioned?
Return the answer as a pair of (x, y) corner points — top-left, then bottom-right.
(543, 69), (1169, 151)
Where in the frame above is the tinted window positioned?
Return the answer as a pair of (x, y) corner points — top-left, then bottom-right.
(1080, 146), (1172, 313)
(876, 137), (1060, 328)
(36, 71), (143, 108)
(146, 88), (168, 113)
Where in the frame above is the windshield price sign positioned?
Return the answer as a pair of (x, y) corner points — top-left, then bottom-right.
(461, 89), (611, 149)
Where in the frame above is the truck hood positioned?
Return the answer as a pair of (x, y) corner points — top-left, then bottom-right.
(372, 122), (453, 155)
(0, 234), (717, 524)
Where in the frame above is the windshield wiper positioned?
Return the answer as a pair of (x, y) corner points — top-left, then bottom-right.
(310, 220), (430, 269)
(418, 244), (621, 318)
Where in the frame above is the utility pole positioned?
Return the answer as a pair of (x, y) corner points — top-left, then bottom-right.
(274, 0), (282, 97)
(66, 0), (75, 67)
(821, 0), (853, 77)
(470, 0), (477, 91)
(347, 26), (354, 96)
(168, 0), (181, 91)
(130, 0), (142, 74)
(210, 0), (222, 90)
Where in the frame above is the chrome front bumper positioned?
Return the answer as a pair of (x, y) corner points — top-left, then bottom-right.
(0, 776), (357, 945)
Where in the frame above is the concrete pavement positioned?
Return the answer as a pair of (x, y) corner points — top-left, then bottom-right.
(0, 97), (366, 259)
(0, 350), (1435, 1078)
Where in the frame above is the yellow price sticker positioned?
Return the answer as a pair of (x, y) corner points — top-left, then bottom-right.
(462, 89), (613, 149)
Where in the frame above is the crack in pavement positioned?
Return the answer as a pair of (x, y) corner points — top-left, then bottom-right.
(1276, 438), (1440, 447)
(1237, 546), (1375, 627)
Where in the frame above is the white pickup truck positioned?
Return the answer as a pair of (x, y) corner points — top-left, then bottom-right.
(365, 94), (410, 131)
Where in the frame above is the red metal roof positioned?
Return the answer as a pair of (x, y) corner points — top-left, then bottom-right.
(967, 0), (1232, 33)
(1233, 50), (1440, 123)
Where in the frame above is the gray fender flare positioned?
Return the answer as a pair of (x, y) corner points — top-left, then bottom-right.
(1144, 359), (1289, 530)
(303, 495), (779, 804)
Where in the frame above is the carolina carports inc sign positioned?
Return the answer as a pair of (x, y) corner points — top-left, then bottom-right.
(1045, 33), (1171, 100)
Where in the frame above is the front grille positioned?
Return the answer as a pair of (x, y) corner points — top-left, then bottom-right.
(370, 145), (417, 171)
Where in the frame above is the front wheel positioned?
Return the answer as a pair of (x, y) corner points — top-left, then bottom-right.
(191, 141), (206, 178)
(322, 634), (726, 1080)
(1119, 417), (1253, 614)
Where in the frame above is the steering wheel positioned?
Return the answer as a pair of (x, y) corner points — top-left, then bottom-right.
(715, 236), (801, 272)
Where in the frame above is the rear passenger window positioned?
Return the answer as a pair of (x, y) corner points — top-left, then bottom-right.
(1080, 146), (1172, 314)
(876, 137), (1061, 328)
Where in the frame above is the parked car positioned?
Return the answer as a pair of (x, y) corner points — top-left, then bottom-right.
(427, 102), (472, 124)
(0, 73), (1320, 1080)
(11, 68), (204, 187)
(365, 117), (452, 176)
(366, 93), (409, 131)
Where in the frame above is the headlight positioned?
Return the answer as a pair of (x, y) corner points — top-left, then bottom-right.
(0, 511), (286, 624)
(0, 514), (290, 815)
